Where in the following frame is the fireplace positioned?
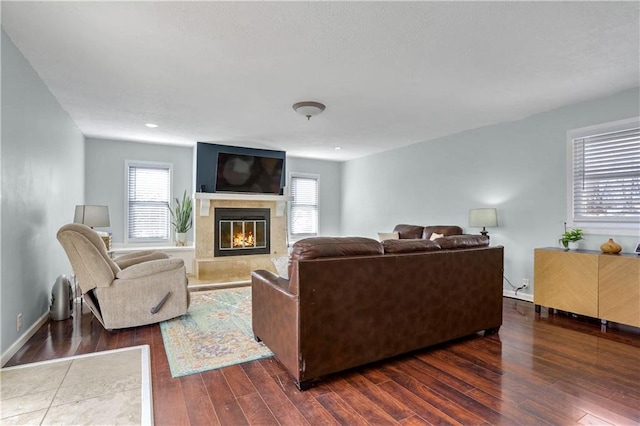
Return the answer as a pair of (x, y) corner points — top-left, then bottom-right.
(214, 208), (270, 257)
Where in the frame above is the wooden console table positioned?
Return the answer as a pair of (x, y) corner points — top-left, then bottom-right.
(534, 248), (640, 328)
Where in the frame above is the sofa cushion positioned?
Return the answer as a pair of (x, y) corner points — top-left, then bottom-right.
(435, 234), (489, 249)
(392, 224), (425, 239)
(290, 237), (384, 261)
(382, 239), (441, 254)
(422, 226), (463, 240)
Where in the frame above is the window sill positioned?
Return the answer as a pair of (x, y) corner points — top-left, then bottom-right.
(569, 222), (640, 237)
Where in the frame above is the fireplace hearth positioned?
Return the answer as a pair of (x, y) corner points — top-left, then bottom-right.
(214, 208), (270, 257)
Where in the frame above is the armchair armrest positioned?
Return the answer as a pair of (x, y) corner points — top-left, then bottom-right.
(114, 250), (170, 269)
(116, 258), (184, 280)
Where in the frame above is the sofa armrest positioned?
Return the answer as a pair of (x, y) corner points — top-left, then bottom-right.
(114, 251), (170, 269)
(251, 270), (299, 379)
(116, 258), (184, 280)
(251, 270), (293, 297)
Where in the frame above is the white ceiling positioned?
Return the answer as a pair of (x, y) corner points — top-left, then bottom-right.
(2, 1), (639, 161)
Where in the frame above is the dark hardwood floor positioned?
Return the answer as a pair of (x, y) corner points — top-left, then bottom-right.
(6, 296), (640, 425)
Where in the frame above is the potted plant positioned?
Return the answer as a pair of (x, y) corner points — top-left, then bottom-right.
(169, 190), (192, 246)
(560, 223), (583, 250)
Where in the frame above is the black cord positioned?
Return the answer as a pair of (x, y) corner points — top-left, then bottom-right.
(504, 275), (527, 316)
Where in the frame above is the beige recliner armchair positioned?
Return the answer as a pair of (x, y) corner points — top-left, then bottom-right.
(57, 223), (190, 330)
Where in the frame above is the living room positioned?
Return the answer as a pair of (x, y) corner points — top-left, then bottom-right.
(1, 1), (639, 423)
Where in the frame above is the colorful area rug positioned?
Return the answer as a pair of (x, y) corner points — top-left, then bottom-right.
(160, 287), (273, 378)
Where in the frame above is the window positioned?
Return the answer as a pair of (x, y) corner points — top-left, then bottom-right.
(289, 174), (319, 238)
(567, 118), (640, 235)
(125, 161), (172, 242)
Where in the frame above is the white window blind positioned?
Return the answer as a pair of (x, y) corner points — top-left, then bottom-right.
(127, 163), (171, 241)
(572, 127), (640, 223)
(290, 175), (319, 236)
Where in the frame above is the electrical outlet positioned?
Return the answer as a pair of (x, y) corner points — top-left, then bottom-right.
(17, 313), (22, 332)
(522, 279), (530, 288)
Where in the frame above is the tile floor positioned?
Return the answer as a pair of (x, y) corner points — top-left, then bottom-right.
(1, 345), (152, 425)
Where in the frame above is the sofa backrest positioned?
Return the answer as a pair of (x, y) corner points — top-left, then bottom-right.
(436, 234), (489, 249)
(422, 225), (463, 239)
(290, 237), (384, 261)
(392, 224), (464, 239)
(392, 224), (425, 239)
(382, 239), (441, 254)
(288, 237), (384, 294)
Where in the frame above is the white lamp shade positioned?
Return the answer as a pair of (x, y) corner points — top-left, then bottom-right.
(74, 205), (110, 228)
(469, 208), (498, 228)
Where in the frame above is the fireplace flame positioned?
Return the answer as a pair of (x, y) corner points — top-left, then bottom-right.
(233, 231), (255, 248)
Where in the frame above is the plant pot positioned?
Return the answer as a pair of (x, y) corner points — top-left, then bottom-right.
(568, 241), (579, 250)
(175, 232), (187, 247)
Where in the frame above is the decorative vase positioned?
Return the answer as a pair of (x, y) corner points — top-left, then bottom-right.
(568, 241), (579, 250)
(175, 232), (187, 246)
(600, 238), (622, 254)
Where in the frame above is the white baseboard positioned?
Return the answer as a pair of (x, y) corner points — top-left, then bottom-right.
(503, 289), (534, 302)
(1, 312), (49, 367)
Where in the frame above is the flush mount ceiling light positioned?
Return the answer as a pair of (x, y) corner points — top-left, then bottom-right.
(145, 123), (159, 128)
(292, 101), (326, 120)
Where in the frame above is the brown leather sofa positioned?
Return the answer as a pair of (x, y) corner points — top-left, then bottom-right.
(251, 226), (504, 390)
(392, 223), (463, 239)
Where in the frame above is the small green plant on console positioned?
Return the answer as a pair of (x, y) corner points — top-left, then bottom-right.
(560, 222), (583, 249)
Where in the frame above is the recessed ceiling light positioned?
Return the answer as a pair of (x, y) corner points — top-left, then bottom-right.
(334, 146), (342, 150)
(145, 123), (159, 128)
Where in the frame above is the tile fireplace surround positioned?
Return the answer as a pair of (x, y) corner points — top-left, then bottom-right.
(194, 193), (291, 283)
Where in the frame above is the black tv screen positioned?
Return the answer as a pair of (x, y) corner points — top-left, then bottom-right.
(214, 152), (284, 195)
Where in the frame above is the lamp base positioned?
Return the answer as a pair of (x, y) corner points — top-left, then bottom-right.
(480, 227), (489, 238)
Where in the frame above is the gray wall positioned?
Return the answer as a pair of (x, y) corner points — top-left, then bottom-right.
(286, 156), (342, 237)
(341, 87), (640, 299)
(85, 138), (195, 245)
(84, 141), (344, 245)
(1, 30), (85, 356)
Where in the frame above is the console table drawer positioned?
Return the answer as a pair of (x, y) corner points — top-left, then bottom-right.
(534, 249), (599, 318)
(599, 255), (640, 327)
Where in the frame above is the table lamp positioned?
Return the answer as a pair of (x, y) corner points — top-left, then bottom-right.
(74, 205), (110, 228)
(74, 205), (111, 248)
(469, 208), (498, 237)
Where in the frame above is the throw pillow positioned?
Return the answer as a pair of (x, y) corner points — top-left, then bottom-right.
(271, 256), (290, 279)
(429, 232), (444, 241)
(378, 232), (399, 242)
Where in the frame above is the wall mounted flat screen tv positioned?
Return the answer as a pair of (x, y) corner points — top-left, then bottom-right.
(214, 152), (284, 195)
